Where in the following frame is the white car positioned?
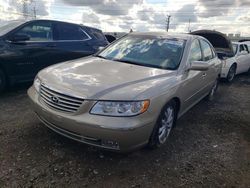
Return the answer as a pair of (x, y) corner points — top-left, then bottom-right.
(220, 42), (250, 82)
(190, 30), (250, 82)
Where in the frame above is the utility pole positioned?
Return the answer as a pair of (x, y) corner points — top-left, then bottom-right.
(166, 15), (171, 32)
(188, 18), (191, 32)
(22, 0), (28, 19)
(31, 0), (37, 19)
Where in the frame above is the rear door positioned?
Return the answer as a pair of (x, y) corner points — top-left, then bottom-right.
(52, 22), (95, 62)
(5, 20), (54, 81)
(199, 39), (219, 94)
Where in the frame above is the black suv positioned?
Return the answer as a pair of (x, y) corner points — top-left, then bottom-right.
(0, 19), (109, 92)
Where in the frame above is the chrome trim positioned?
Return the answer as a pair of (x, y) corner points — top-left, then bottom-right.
(39, 84), (84, 113)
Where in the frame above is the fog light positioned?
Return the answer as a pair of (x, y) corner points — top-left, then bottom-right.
(101, 140), (119, 149)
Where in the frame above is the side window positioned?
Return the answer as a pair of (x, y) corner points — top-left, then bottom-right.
(239, 45), (245, 52)
(188, 39), (202, 63)
(244, 45), (249, 53)
(54, 23), (90, 41)
(15, 21), (52, 41)
(200, 40), (213, 61)
(89, 28), (106, 41)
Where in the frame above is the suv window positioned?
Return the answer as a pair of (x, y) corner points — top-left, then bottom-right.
(200, 39), (213, 61)
(188, 39), (202, 63)
(54, 23), (90, 41)
(89, 28), (106, 41)
(15, 21), (52, 41)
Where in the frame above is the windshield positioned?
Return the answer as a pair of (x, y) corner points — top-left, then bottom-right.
(232, 43), (238, 55)
(0, 20), (25, 36)
(98, 35), (186, 70)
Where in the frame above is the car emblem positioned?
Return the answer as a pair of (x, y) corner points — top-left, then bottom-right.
(51, 95), (60, 104)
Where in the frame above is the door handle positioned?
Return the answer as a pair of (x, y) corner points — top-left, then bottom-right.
(202, 73), (207, 78)
(46, 43), (56, 48)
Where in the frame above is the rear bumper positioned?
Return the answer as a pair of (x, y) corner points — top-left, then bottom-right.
(28, 86), (155, 152)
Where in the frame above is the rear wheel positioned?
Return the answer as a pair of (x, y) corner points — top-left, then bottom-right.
(148, 100), (177, 149)
(226, 65), (236, 82)
(0, 69), (6, 93)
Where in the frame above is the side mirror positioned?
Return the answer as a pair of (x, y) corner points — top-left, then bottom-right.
(188, 61), (209, 71)
(239, 50), (248, 55)
(8, 34), (30, 42)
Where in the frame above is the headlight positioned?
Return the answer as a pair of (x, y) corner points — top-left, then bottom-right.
(34, 77), (41, 92)
(90, 100), (150, 116)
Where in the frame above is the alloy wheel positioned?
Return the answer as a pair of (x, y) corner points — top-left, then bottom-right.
(158, 106), (174, 144)
(227, 66), (236, 82)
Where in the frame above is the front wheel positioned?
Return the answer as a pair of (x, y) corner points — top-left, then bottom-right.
(226, 65), (236, 82)
(148, 100), (177, 149)
(0, 69), (6, 93)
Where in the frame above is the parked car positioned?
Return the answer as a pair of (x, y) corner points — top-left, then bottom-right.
(0, 19), (109, 92)
(28, 32), (221, 152)
(217, 42), (250, 82)
(190, 30), (240, 82)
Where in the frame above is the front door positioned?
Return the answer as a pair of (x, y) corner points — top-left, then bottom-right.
(180, 39), (207, 111)
(6, 20), (54, 81)
(236, 44), (250, 74)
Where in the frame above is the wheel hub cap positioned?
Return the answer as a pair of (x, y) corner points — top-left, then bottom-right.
(158, 107), (174, 144)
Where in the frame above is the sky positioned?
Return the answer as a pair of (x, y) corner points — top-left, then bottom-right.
(0, 0), (250, 36)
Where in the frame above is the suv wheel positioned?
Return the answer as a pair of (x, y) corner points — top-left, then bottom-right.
(148, 100), (177, 149)
(227, 65), (236, 82)
(0, 69), (6, 93)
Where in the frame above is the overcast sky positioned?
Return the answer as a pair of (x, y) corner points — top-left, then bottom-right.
(0, 0), (250, 36)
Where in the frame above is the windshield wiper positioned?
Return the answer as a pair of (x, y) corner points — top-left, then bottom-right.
(112, 58), (141, 66)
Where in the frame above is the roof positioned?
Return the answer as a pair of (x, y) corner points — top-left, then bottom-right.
(129, 32), (194, 40)
(16, 19), (100, 31)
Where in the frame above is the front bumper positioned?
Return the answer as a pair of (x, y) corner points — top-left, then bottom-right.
(220, 67), (230, 78)
(28, 86), (155, 152)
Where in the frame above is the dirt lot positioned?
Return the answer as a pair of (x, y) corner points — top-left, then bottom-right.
(0, 74), (249, 188)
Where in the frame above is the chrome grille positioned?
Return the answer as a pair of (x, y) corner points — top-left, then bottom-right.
(40, 84), (84, 113)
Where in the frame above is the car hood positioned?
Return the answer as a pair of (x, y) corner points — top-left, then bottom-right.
(39, 57), (176, 100)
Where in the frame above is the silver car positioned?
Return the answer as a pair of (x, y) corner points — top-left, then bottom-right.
(28, 32), (222, 152)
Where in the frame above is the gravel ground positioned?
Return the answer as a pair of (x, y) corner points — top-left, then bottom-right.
(0, 74), (249, 188)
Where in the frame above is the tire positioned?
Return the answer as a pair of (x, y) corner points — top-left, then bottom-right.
(148, 100), (177, 149)
(226, 65), (236, 82)
(0, 69), (6, 93)
(207, 78), (218, 101)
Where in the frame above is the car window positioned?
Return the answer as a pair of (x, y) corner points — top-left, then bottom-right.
(89, 28), (106, 41)
(98, 35), (186, 70)
(188, 39), (202, 63)
(244, 45), (249, 53)
(54, 23), (90, 41)
(200, 39), (213, 61)
(15, 21), (52, 41)
(239, 45), (245, 52)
